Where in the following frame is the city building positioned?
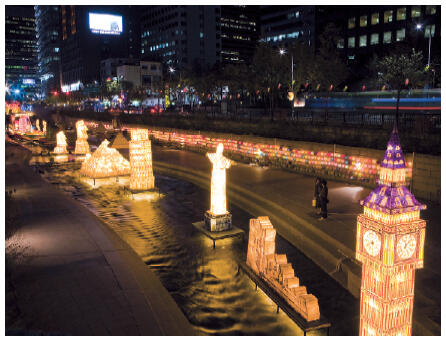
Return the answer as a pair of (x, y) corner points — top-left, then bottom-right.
(317, 5), (441, 75)
(5, 5), (40, 101)
(100, 57), (139, 82)
(34, 5), (61, 98)
(140, 5), (221, 70)
(58, 5), (141, 92)
(220, 5), (259, 64)
(116, 61), (162, 90)
(259, 5), (316, 49)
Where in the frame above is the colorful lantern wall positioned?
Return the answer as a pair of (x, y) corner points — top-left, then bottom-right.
(80, 139), (130, 178)
(129, 128), (155, 190)
(74, 120), (90, 154)
(246, 216), (320, 322)
(53, 131), (68, 154)
(355, 125), (426, 336)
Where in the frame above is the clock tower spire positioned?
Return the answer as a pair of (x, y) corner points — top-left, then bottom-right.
(355, 124), (426, 336)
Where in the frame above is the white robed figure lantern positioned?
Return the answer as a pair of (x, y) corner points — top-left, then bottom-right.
(43, 120), (47, 135)
(53, 131), (68, 154)
(74, 120), (90, 154)
(204, 143), (233, 231)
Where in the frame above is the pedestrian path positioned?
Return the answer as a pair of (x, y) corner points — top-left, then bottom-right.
(5, 143), (194, 336)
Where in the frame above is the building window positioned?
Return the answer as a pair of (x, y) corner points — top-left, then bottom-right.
(384, 10), (393, 23)
(424, 24), (435, 38)
(411, 6), (421, 18)
(396, 28), (405, 41)
(348, 36), (355, 48)
(397, 8), (406, 20)
(348, 55), (355, 60)
(425, 5), (436, 15)
(371, 13), (379, 25)
(370, 33), (379, 45)
(348, 17), (355, 29)
(383, 31), (392, 44)
(359, 35), (367, 47)
(360, 15), (367, 27)
(337, 39), (344, 49)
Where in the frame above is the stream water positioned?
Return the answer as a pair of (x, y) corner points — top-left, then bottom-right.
(32, 153), (357, 336)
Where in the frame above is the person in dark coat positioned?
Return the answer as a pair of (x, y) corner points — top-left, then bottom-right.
(314, 177), (322, 212)
(318, 179), (328, 220)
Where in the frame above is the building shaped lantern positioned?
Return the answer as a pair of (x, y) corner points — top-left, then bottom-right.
(74, 120), (90, 154)
(53, 131), (68, 154)
(355, 124), (426, 336)
(129, 128), (155, 191)
(204, 143), (232, 231)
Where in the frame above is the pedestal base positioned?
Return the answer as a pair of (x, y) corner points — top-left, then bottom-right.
(204, 211), (232, 232)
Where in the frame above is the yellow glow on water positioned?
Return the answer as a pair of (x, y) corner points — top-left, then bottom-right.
(131, 192), (163, 202)
(80, 175), (129, 188)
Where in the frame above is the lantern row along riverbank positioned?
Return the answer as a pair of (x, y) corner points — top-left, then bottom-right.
(77, 119), (439, 202)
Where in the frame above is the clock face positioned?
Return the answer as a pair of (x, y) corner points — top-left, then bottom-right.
(363, 230), (381, 257)
(397, 234), (417, 259)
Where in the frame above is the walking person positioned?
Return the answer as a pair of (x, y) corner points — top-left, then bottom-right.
(318, 179), (328, 220)
(313, 177), (322, 213)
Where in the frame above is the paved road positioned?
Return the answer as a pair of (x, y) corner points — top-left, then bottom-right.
(5, 143), (193, 336)
(151, 145), (441, 336)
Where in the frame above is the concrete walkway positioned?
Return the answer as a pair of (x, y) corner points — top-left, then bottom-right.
(151, 145), (441, 336)
(5, 143), (194, 336)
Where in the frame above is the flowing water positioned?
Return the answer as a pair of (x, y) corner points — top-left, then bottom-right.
(32, 154), (357, 336)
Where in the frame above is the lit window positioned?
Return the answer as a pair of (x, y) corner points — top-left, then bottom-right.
(371, 13), (379, 25)
(397, 8), (406, 20)
(200, 32), (204, 38)
(383, 31), (392, 44)
(384, 10), (393, 23)
(337, 39), (344, 49)
(396, 28), (405, 41)
(425, 5), (436, 15)
(348, 55), (355, 60)
(360, 15), (368, 27)
(370, 33), (379, 45)
(359, 35), (367, 47)
(424, 25), (435, 38)
(411, 6), (421, 18)
(348, 17), (355, 29)
(348, 36), (355, 48)
(54, 47), (59, 52)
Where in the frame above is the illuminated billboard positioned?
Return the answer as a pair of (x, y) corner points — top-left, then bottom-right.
(89, 13), (122, 35)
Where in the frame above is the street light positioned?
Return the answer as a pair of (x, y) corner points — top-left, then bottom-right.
(279, 48), (295, 119)
(415, 23), (432, 67)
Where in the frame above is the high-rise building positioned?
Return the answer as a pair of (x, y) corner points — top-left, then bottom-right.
(140, 5), (221, 70)
(260, 5), (316, 49)
(34, 5), (61, 97)
(317, 5), (441, 71)
(5, 5), (40, 101)
(220, 5), (259, 64)
(58, 5), (140, 91)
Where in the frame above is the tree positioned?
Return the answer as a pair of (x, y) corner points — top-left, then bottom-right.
(310, 23), (349, 90)
(376, 49), (426, 123)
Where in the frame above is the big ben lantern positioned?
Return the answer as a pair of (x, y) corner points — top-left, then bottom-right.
(355, 124), (426, 336)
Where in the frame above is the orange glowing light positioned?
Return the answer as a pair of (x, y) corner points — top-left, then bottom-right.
(129, 128), (155, 191)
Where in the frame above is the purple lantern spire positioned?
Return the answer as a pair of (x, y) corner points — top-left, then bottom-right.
(380, 122), (406, 170)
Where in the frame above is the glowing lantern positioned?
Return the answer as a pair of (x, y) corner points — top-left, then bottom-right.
(74, 120), (90, 154)
(246, 216), (320, 321)
(36, 119), (40, 132)
(356, 123), (426, 336)
(53, 131), (68, 154)
(288, 91), (294, 101)
(329, 84), (334, 91)
(129, 128), (155, 191)
(80, 139), (130, 178)
(42, 120), (47, 135)
(204, 143), (232, 232)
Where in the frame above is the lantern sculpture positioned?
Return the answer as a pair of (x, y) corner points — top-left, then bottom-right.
(36, 119), (40, 132)
(204, 143), (232, 231)
(53, 131), (68, 154)
(43, 120), (47, 135)
(129, 128), (155, 191)
(355, 124), (426, 336)
(80, 139), (130, 178)
(74, 120), (90, 154)
(18, 115), (30, 134)
(246, 216), (320, 321)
